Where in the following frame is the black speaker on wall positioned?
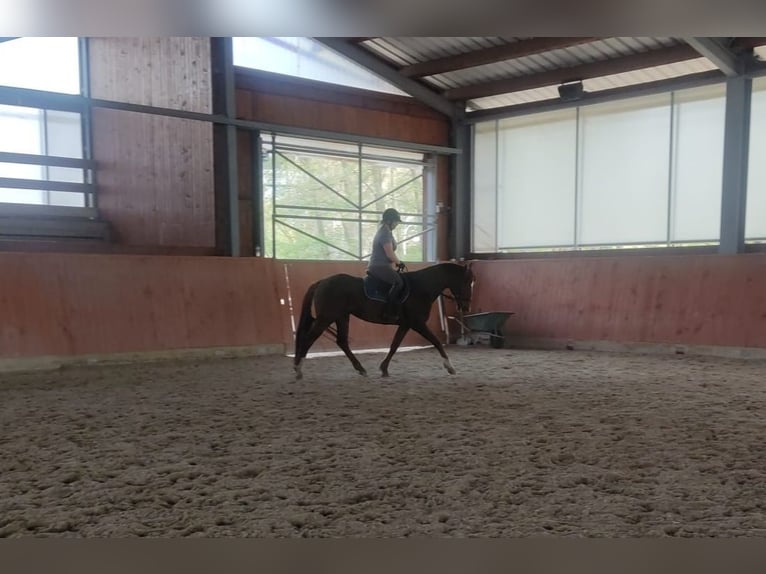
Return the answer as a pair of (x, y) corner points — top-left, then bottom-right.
(558, 81), (585, 102)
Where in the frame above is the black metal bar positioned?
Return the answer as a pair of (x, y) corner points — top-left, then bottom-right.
(0, 177), (94, 194)
(0, 203), (98, 218)
(0, 151), (95, 169)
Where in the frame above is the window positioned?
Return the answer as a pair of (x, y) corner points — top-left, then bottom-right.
(0, 38), (88, 209)
(233, 37), (408, 96)
(262, 134), (434, 261)
(671, 84), (726, 242)
(472, 83), (727, 252)
(0, 37), (80, 94)
(498, 109), (577, 248)
(579, 94), (671, 246)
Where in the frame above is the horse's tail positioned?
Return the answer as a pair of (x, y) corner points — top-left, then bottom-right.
(294, 280), (320, 357)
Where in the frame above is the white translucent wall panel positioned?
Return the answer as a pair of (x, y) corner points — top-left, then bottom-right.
(471, 121), (497, 252)
(497, 109), (577, 248)
(747, 77), (766, 240)
(233, 37), (407, 96)
(579, 94), (671, 245)
(671, 83), (725, 242)
(0, 105), (44, 204)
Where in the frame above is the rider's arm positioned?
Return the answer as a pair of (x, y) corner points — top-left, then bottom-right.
(383, 242), (401, 267)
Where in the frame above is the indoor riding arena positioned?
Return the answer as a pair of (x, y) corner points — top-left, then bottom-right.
(2, 36), (766, 538)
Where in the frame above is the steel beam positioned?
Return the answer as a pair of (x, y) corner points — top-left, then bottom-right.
(449, 121), (472, 259)
(211, 37), (240, 257)
(314, 37), (460, 119)
(0, 85), (461, 156)
(719, 75), (752, 254)
(684, 37), (743, 77)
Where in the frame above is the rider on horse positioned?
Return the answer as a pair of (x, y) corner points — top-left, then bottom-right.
(367, 208), (406, 320)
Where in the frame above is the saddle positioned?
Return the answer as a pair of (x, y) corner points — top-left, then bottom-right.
(363, 272), (411, 304)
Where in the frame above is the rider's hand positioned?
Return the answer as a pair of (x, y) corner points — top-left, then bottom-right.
(397, 262), (406, 271)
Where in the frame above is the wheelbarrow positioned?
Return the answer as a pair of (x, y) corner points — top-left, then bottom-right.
(449, 311), (515, 349)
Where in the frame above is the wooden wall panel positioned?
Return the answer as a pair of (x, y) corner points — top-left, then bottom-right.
(283, 261), (447, 353)
(235, 69), (450, 148)
(92, 109), (215, 248)
(470, 254), (766, 349)
(87, 37), (216, 251)
(89, 37), (211, 113)
(0, 253), (289, 358)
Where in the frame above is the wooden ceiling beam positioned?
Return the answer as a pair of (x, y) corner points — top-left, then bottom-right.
(400, 37), (600, 78)
(443, 44), (701, 101)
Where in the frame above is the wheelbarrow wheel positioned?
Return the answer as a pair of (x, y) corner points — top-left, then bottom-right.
(490, 328), (504, 349)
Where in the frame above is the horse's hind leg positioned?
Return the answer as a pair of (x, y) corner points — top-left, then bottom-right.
(410, 321), (457, 375)
(379, 324), (409, 377)
(334, 315), (367, 377)
(294, 316), (334, 380)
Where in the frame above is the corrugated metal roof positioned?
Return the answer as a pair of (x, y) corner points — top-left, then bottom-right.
(360, 36), (727, 111)
(423, 38), (684, 90)
(469, 57), (719, 110)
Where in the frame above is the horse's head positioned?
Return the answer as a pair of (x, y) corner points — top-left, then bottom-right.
(451, 262), (475, 314)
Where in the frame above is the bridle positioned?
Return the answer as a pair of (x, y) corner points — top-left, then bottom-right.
(440, 269), (474, 312)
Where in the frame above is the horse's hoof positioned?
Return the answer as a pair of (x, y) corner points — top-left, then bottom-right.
(447, 368), (456, 375)
(380, 370), (389, 378)
(358, 369), (368, 377)
(294, 370), (303, 381)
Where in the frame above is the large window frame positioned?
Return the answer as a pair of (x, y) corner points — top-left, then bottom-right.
(0, 37), (101, 241)
(260, 133), (438, 262)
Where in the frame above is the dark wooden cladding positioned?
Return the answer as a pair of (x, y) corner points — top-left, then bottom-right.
(88, 37), (212, 113)
(469, 254), (766, 349)
(92, 108), (215, 248)
(235, 69), (450, 146)
(235, 68), (448, 120)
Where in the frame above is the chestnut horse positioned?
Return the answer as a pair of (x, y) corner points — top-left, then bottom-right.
(293, 262), (474, 379)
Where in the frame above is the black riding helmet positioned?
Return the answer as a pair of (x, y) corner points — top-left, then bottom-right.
(381, 208), (402, 224)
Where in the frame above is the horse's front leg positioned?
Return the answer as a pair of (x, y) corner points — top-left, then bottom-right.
(335, 315), (367, 377)
(379, 324), (409, 377)
(410, 321), (456, 375)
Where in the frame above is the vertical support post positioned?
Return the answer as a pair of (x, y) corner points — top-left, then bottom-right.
(719, 75), (752, 254)
(358, 143), (363, 260)
(449, 113), (471, 259)
(78, 37), (96, 209)
(423, 154), (437, 262)
(211, 37), (240, 257)
(251, 130), (263, 256)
